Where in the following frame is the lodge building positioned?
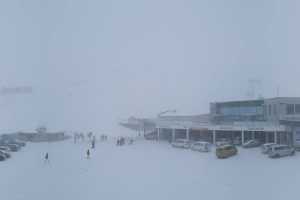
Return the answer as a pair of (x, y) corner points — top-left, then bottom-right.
(122, 97), (300, 147)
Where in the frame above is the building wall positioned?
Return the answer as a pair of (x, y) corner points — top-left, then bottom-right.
(264, 97), (300, 122)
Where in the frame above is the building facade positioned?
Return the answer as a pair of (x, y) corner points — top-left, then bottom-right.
(122, 97), (300, 147)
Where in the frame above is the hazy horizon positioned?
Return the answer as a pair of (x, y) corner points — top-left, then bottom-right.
(1, 0), (300, 134)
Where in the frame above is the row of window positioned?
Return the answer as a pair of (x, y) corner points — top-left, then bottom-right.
(219, 106), (263, 116)
(286, 104), (300, 115)
(265, 104), (300, 116)
(264, 104), (277, 116)
(216, 103), (300, 117)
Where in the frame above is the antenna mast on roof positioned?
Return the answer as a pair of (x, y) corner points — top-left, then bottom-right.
(246, 79), (262, 100)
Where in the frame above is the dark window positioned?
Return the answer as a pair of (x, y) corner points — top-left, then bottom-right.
(273, 104), (277, 115)
(295, 104), (300, 114)
(287, 104), (294, 115)
(263, 105), (267, 116)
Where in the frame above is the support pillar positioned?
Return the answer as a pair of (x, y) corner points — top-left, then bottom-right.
(213, 130), (216, 145)
(274, 131), (277, 144)
(172, 129), (176, 142)
(186, 128), (190, 141)
(157, 128), (160, 141)
(242, 130), (245, 145)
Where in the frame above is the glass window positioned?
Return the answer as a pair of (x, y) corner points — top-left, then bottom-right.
(295, 104), (300, 114)
(287, 104), (294, 115)
(273, 104), (277, 115)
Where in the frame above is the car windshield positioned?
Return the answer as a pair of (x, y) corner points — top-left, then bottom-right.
(1, 1), (299, 200)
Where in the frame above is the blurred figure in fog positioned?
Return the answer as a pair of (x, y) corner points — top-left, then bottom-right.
(128, 138), (134, 145)
(80, 133), (85, 141)
(91, 136), (96, 149)
(86, 149), (90, 159)
(44, 152), (49, 164)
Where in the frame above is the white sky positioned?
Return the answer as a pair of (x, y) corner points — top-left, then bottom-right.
(0, 0), (300, 133)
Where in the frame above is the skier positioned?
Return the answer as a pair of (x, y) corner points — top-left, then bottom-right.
(91, 138), (95, 149)
(86, 149), (90, 159)
(129, 138), (134, 145)
(44, 152), (49, 164)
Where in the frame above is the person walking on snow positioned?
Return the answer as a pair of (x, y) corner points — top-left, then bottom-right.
(44, 152), (49, 163)
(91, 137), (96, 149)
(86, 149), (90, 159)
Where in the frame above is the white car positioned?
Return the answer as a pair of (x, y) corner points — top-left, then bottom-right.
(216, 139), (231, 147)
(0, 146), (10, 152)
(190, 142), (211, 152)
(171, 139), (191, 149)
(261, 143), (276, 154)
(268, 145), (295, 158)
(242, 140), (261, 148)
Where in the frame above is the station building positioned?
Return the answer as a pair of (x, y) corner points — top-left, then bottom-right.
(132, 97), (300, 147)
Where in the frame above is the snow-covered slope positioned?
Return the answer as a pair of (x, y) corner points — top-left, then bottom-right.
(0, 140), (299, 200)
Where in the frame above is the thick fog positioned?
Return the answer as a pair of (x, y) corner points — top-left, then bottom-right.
(0, 0), (300, 133)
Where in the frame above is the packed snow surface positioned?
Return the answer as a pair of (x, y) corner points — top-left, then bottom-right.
(0, 139), (299, 200)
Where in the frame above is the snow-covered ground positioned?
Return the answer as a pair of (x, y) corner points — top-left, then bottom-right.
(1, 139), (299, 200)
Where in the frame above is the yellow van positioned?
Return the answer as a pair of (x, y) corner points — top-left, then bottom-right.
(216, 145), (237, 159)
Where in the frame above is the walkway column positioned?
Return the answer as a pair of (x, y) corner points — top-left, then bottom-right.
(186, 128), (190, 141)
(242, 130), (245, 145)
(274, 131), (277, 144)
(157, 128), (160, 141)
(213, 130), (216, 145)
(172, 129), (176, 142)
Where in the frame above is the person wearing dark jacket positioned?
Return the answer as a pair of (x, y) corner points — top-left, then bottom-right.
(86, 149), (90, 159)
(44, 152), (49, 163)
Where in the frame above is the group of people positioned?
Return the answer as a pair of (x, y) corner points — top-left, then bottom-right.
(44, 133), (135, 163)
(116, 137), (134, 146)
(116, 137), (125, 146)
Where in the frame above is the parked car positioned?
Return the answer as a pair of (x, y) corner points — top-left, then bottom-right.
(4, 144), (20, 152)
(144, 132), (157, 140)
(191, 141), (211, 152)
(0, 153), (6, 161)
(261, 143), (277, 154)
(0, 150), (11, 159)
(233, 137), (242, 145)
(216, 139), (231, 147)
(2, 139), (26, 147)
(10, 141), (26, 147)
(0, 146), (10, 152)
(268, 145), (295, 158)
(171, 139), (191, 149)
(242, 140), (261, 148)
(216, 145), (238, 159)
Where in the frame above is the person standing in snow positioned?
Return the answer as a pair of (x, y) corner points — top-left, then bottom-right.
(91, 141), (95, 149)
(86, 149), (90, 159)
(91, 138), (95, 149)
(44, 152), (49, 164)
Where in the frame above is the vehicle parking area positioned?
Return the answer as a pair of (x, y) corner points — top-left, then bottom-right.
(0, 138), (26, 162)
(0, 140), (300, 200)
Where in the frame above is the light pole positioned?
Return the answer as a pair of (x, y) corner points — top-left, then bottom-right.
(157, 109), (176, 118)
